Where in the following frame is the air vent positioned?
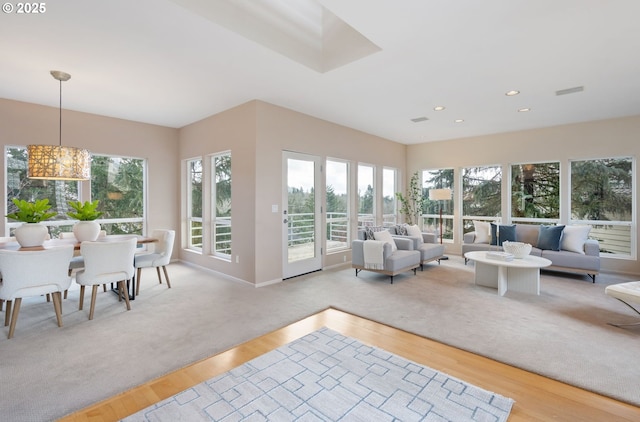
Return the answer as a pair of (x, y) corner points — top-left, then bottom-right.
(410, 116), (429, 123)
(555, 86), (584, 96)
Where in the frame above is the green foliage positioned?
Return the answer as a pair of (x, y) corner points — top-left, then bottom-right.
(396, 171), (425, 225)
(67, 200), (103, 221)
(5, 198), (58, 223)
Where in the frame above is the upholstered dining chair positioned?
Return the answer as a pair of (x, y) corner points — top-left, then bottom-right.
(75, 237), (136, 320)
(0, 245), (74, 339)
(134, 229), (175, 295)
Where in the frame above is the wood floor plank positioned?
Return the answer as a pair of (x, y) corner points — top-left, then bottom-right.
(58, 308), (640, 422)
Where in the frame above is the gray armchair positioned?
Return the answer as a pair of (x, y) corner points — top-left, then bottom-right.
(389, 227), (445, 270)
(352, 229), (420, 283)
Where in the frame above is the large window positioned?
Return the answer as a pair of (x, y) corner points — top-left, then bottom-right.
(5, 147), (145, 238)
(570, 157), (634, 256)
(187, 158), (203, 251)
(326, 159), (349, 252)
(5, 146), (78, 237)
(357, 164), (375, 226)
(423, 168), (454, 240)
(383, 167), (397, 226)
(462, 165), (501, 233)
(211, 152), (232, 258)
(511, 162), (560, 222)
(91, 155), (145, 235)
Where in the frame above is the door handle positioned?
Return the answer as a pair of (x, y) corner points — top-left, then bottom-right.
(283, 219), (288, 224)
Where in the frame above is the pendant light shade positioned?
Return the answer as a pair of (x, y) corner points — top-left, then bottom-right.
(27, 70), (91, 181)
(27, 144), (91, 180)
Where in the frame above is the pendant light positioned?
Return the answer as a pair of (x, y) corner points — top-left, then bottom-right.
(27, 70), (91, 180)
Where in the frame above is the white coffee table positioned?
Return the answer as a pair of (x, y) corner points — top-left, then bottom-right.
(464, 251), (552, 296)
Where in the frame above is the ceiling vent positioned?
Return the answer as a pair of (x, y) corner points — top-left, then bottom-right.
(411, 116), (429, 123)
(555, 86), (584, 96)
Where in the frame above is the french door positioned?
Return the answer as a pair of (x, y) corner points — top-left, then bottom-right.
(282, 151), (322, 279)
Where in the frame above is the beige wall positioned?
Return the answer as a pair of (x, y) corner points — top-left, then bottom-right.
(406, 115), (640, 275)
(0, 98), (180, 255)
(178, 100), (406, 285)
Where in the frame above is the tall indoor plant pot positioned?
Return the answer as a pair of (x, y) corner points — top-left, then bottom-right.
(6, 198), (57, 247)
(67, 200), (103, 242)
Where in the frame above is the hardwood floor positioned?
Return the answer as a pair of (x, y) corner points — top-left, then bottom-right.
(59, 308), (640, 422)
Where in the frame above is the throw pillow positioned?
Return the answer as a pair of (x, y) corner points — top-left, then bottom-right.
(405, 224), (423, 243)
(365, 226), (387, 240)
(373, 229), (397, 252)
(561, 225), (591, 254)
(395, 224), (408, 236)
(473, 221), (491, 244)
(537, 225), (565, 251)
(490, 223), (516, 246)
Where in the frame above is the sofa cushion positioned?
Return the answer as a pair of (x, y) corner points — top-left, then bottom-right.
(405, 224), (423, 243)
(490, 223), (516, 246)
(395, 224), (408, 236)
(473, 221), (491, 243)
(373, 229), (397, 252)
(537, 225), (565, 251)
(515, 224), (540, 247)
(365, 226), (387, 240)
(561, 225), (591, 254)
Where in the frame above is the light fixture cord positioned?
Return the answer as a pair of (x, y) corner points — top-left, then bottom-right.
(58, 78), (62, 146)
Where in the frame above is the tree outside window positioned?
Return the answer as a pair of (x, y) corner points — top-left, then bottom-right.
(326, 159), (349, 251)
(212, 153), (231, 258)
(423, 168), (454, 239)
(187, 158), (203, 251)
(571, 157), (633, 256)
(511, 162), (560, 221)
(462, 165), (501, 233)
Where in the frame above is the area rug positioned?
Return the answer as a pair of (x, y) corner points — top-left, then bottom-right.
(123, 327), (514, 421)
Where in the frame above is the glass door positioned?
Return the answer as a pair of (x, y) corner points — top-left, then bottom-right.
(282, 151), (322, 279)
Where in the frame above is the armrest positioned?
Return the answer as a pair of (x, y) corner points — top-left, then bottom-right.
(463, 231), (476, 244)
(393, 237), (414, 251)
(422, 232), (437, 244)
(584, 239), (600, 256)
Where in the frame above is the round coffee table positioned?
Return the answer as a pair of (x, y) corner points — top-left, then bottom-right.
(464, 251), (552, 296)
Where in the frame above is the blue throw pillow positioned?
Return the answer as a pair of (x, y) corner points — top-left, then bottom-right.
(537, 225), (565, 251)
(490, 223), (516, 246)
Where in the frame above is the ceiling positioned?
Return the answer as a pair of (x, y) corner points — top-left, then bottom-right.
(2, 0), (640, 145)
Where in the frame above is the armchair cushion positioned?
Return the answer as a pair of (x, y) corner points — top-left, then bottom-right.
(364, 226), (387, 240)
(373, 230), (397, 252)
(405, 224), (423, 243)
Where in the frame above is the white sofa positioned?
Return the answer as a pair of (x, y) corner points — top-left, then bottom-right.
(462, 224), (600, 281)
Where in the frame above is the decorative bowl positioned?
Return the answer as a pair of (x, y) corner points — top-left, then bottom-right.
(502, 241), (532, 258)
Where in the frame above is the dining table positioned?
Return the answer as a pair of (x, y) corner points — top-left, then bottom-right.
(0, 234), (158, 300)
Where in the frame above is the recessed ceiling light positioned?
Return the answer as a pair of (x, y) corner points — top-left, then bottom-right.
(433, 106), (445, 111)
(454, 119), (464, 123)
(518, 108), (531, 112)
(505, 90), (520, 96)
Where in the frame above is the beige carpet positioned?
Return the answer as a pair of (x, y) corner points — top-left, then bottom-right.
(0, 256), (638, 421)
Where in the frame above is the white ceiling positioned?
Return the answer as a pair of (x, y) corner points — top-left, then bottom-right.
(2, 0), (640, 145)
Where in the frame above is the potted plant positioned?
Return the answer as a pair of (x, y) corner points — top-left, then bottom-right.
(6, 198), (57, 247)
(395, 171), (425, 226)
(67, 200), (103, 241)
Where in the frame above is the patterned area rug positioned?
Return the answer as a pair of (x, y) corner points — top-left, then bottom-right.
(124, 327), (513, 421)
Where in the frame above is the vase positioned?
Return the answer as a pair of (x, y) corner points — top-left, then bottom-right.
(73, 221), (101, 242)
(14, 222), (49, 247)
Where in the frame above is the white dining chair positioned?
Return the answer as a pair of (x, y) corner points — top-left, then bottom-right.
(60, 230), (107, 275)
(134, 229), (175, 295)
(75, 237), (136, 320)
(0, 245), (74, 339)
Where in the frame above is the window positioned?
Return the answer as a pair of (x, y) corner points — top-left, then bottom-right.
(570, 157), (634, 257)
(5, 146), (79, 237)
(462, 165), (501, 233)
(211, 152), (232, 258)
(91, 155), (145, 235)
(511, 162), (560, 222)
(423, 168), (454, 240)
(187, 158), (203, 251)
(383, 167), (397, 226)
(326, 159), (349, 252)
(357, 164), (375, 226)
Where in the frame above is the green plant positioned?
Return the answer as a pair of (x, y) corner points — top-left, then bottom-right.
(67, 200), (103, 221)
(395, 171), (425, 225)
(6, 198), (58, 223)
